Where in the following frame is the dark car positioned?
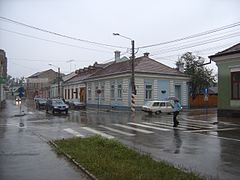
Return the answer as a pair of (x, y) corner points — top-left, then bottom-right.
(45, 99), (69, 114)
(67, 99), (86, 110)
(35, 98), (47, 110)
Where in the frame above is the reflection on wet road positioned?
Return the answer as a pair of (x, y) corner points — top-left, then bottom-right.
(1, 100), (240, 180)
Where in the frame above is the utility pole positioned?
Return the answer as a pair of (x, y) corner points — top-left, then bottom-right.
(131, 40), (136, 95)
(58, 67), (60, 98)
(113, 33), (136, 112)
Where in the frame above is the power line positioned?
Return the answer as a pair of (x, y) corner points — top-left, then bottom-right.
(0, 28), (113, 54)
(0, 16), (128, 49)
(138, 21), (240, 49)
(150, 31), (240, 56)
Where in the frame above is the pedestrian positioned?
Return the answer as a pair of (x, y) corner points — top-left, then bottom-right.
(173, 99), (182, 127)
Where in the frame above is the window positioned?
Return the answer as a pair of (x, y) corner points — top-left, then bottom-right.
(88, 85), (92, 100)
(64, 89), (67, 99)
(71, 88), (74, 99)
(232, 71), (240, 100)
(160, 102), (165, 107)
(145, 84), (152, 100)
(67, 89), (70, 99)
(117, 84), (122, 99)
(153, 102), (159, 106)
(95, 84), (99, 99)
(100, 82), (105, 99)
(75, 88), (78, 99)
(110, 81), (115, 99)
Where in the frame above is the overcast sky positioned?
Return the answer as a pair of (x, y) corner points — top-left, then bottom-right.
(0, 0), (240, 78)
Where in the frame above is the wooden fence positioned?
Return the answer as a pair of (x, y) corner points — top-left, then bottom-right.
(189, 94), (218, 108)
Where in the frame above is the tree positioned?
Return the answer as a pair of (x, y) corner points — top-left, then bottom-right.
(176, 52), (216, 98)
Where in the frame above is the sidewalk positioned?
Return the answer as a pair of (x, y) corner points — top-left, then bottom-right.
(0, 100), (89, 180)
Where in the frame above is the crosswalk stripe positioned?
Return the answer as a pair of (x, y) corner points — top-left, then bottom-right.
(128, 122), (170, 131)
(142, 122), (185, 130)
(99, 125), (135, 136)
(180, 117), (217, 124)
(113, 124), (154, 134)
(64, 128), (84, 137)
(184, 127), (238, 133)
(153, 121), (200, 130)
(82, 127), (115, 139)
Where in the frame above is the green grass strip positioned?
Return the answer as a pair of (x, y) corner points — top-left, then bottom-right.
(54, 135), (204, 180)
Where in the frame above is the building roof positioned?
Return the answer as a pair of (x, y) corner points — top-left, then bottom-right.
(87, 55), (188, 79)
(28, 69), (57, 78)
(209, 43), (240, 58)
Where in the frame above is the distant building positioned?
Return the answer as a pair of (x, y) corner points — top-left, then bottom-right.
(26, 69), (58, 99)
(0, 49), (7, 107)
(209, 43), (240, 117)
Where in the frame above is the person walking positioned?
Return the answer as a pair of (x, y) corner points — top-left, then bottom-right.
(173, 99), (182, 127)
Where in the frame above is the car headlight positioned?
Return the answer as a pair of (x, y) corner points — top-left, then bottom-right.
(54, 106), (58, 109)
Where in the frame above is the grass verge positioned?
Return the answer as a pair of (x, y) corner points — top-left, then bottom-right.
(54, 135), (204, 180)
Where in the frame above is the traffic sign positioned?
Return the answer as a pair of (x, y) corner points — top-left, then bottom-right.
(18, 87), (25, 98)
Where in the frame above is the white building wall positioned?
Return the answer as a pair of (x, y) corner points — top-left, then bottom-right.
(153, 79), (158, 100)
(122, 78), (130, 106)
(182, 81), (188, 106)
(135, 78), (144, 106)
(169, 80), (175, 97)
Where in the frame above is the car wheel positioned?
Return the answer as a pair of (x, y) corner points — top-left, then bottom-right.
(155, 111), (161, 115)
(52, 109), (55, 114)
(46, 108), (48, 113)
(65, 110), (68, 114)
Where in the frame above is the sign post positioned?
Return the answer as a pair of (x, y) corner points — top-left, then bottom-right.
(204, 88), (208, 118)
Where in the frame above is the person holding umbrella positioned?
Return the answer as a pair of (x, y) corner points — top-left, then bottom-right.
(172, 99), (182, 127)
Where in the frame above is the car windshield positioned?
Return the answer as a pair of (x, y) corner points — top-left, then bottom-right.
(144, 101), (153, 106)
(39, 99), (47, 103)
(52, 99), (65, 105)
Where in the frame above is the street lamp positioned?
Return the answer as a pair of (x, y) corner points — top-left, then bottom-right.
(49, 63), (61, 98)
(113, 33), (136, 95)
(113, 33), (136, 112)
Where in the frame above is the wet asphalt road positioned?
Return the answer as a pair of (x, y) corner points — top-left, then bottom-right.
(1, 99), (240, 180)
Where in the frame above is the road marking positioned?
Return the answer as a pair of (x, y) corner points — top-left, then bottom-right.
(64, 128), (84, 137)
(153, 121), (200, 130)
(113, 124), (154, 134)
(27, 119), (50, 123)
(81, 127), (114, 139)
(184, 127), (238, 133)
(180, 117), (217, 124)
(128, 122), (170, 131)
(99, 125), (136, 136)
(142, 122), (186, 130)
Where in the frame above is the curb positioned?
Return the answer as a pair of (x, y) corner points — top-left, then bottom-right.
(48, 140), (97, 180)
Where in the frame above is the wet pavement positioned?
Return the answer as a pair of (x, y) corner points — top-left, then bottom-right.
(1, 99), (240, 180)
(0, 101), (90, 180)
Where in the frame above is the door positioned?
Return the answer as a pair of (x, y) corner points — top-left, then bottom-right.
(175, 85), (181, 103)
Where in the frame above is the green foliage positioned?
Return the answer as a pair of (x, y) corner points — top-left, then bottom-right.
(176, 52), (216, 97)
(54, 136), (204, 180)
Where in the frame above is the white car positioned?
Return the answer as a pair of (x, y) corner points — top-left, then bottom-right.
(142, 100), (174, 115)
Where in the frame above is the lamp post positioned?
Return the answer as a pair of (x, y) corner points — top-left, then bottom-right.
(113, 33), (136, 112)
(49, 64), (61, 98)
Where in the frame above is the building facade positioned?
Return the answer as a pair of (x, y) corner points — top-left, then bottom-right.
(26, 69), (58, 99)
(0, 49), (7, 107)
(84, 52), (190, 110)
(209, 43), (240, 117)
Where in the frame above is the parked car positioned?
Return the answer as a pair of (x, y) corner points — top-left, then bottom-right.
(45, 99), (69, 114)
(142, 100), (174, 115)
(35, 98), (47, 110)
(66, 99), (86, 110)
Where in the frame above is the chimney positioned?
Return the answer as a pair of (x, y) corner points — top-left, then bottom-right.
(176, 62), (184, 73)
(114, 51), (121, 62)
(143, 52), (150, 57)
